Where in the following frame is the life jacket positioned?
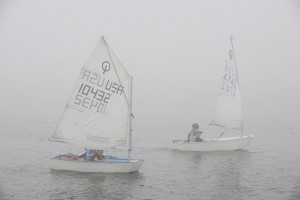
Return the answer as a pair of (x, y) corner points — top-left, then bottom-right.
(86, 149), (95, 161)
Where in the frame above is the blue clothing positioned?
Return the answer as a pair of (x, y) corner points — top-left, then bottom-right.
(85, 149), (95, 161)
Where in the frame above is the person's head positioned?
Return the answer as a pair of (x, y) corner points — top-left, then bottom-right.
(192, 123), (199, 130)
(96, 150), (104, 155)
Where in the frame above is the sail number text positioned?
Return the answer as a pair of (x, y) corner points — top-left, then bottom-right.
(73, 68), (125, 113)
(221, 62), (237, 96)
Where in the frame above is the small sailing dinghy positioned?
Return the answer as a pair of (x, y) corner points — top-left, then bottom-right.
(170, 36), (253, 151)
(50, 36), (143, 172)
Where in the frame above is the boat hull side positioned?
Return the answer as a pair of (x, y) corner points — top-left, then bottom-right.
(50, 158), (144, 173)
(170, 135), (254, 152)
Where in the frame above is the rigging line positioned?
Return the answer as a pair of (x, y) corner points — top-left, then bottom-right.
(102, 37), (134, 119)
(216, 129), (227, 140)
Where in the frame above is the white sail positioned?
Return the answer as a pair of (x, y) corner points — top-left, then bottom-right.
(170, 37), (253, 152)
(210, 42), (243, 130)
(51, 36), (132, 149)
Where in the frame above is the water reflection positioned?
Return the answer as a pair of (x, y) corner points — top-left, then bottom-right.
(49, 170), (144, 200)
(169, 149), (252, 200)
(289, 176), (300, 200)
(0, 187), (9, 200)
(209, 150), (252, 200)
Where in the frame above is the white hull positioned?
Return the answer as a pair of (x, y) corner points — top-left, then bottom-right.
(50, 158), (144, 173)
(170, 135), (254, 152)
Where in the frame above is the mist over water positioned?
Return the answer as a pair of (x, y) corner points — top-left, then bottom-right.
(1, 111), (300, 200)
(1, 0), (300, 199)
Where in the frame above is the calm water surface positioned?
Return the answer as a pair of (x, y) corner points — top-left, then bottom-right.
(0, 107), (300, 200)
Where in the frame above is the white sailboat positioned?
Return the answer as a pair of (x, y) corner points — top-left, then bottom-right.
(170, 36), (254, 151)
(50, 36), (143, 172)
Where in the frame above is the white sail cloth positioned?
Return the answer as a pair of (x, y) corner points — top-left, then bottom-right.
(210, 47), (243, 130)
(51, 37), (132, 149)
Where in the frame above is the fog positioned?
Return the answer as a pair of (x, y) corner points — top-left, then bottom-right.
(1, 0), (300, 140)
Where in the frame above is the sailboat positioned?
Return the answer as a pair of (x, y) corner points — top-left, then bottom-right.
(170, 36), (254, 151)
(49, 36), (143, 172)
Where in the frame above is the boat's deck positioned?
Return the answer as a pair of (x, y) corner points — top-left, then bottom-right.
(173, 135), (254, 144)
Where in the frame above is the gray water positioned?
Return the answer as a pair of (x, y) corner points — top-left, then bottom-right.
(0, 100), (300, 200)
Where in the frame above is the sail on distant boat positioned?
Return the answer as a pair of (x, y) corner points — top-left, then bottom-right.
(170, 36), (253, 151)
(210, 44), (243, 131)
(50, 36), (143, 172)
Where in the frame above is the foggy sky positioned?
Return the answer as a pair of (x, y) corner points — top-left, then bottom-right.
(0, 0), (300, 138)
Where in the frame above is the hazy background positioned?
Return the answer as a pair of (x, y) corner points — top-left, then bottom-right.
(1, 0), (299, 138)
(0, 0), (300, 150)
(0, 1), (300, 199)
(1, 0), (300, 141)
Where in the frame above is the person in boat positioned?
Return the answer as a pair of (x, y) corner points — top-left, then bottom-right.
(57, 153), (79, 160)
(94, 150), (105, 160)
(187, 123), (203, 142)
(79, 149), (105, 161)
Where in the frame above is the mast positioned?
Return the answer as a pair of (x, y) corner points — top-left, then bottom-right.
(102, 36), (134, 156)
(128, 77), (133, 160)
(230, 35), (243, 136)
